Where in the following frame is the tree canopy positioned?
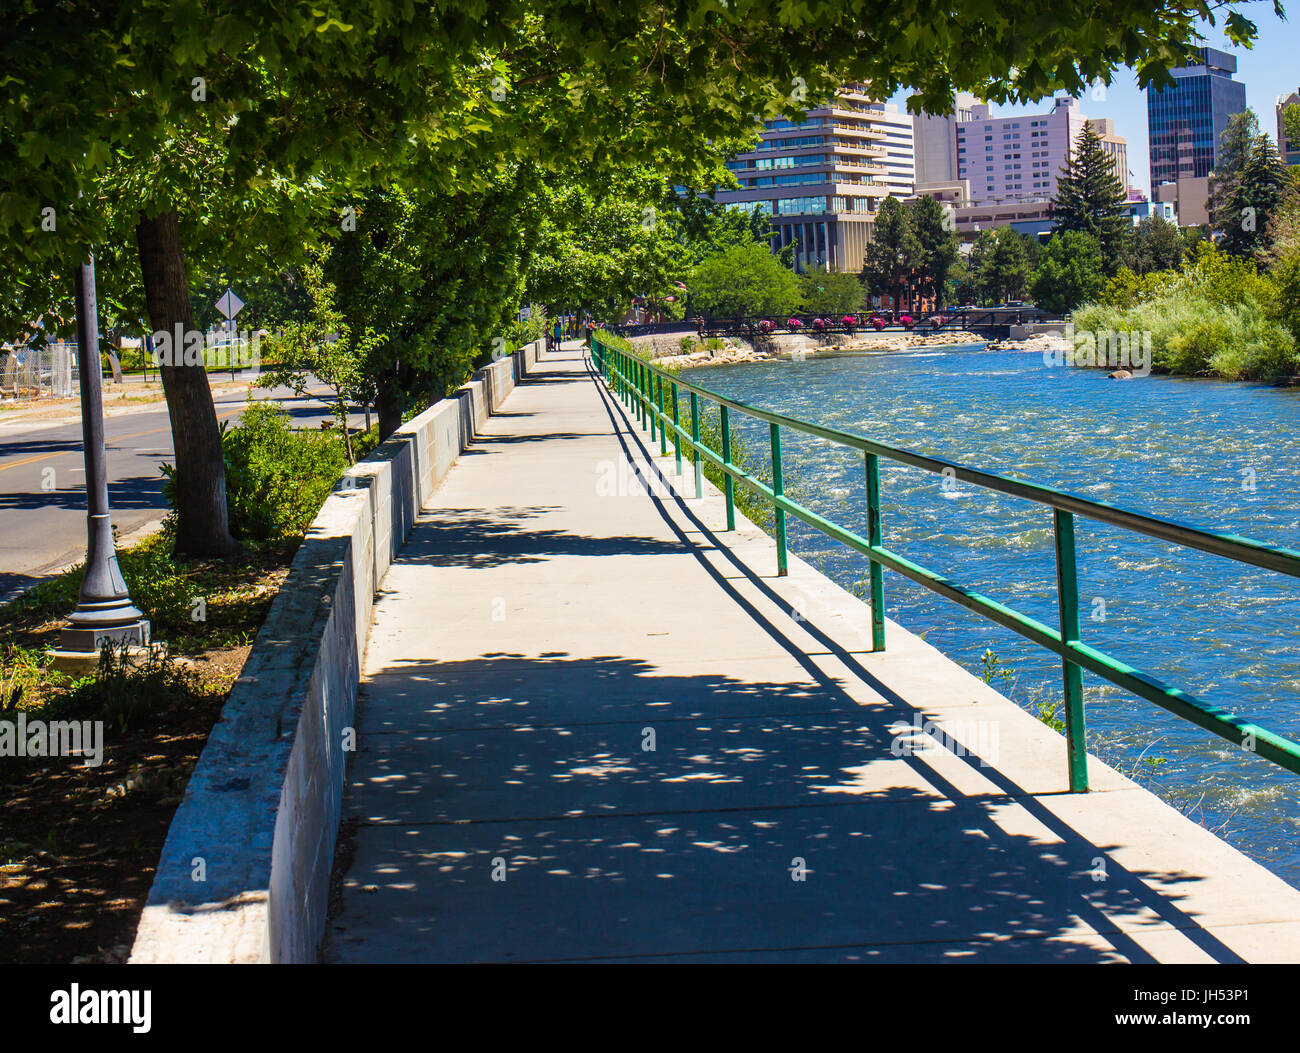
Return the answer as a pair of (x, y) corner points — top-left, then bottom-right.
(2, 0), (1274, 552)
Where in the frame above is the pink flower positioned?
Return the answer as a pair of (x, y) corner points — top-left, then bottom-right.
(787, 317), (803, 328)
(871, 316), (885, 331)
(841, 315), (856, 326)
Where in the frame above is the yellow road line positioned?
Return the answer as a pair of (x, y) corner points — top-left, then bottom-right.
(0, 408), (243, 473)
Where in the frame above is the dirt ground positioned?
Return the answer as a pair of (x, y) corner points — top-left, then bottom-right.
(0, 547), (294, 964)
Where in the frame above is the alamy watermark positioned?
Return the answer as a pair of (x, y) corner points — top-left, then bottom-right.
(150, 323), (261, 370)
(1042, 324), (1152, 377)
(0, 713), (104, 766)
(889, 714), (998, 766)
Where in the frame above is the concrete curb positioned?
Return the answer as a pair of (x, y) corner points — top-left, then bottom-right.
(129, 340), (545, 964)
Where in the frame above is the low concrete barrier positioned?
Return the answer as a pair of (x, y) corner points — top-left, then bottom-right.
(130, 339), (544, 964)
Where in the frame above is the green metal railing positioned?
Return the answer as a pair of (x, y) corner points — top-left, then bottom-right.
(590, 333), (1300, 792)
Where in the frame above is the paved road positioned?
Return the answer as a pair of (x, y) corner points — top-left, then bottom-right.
(0, 382), (365, 601)
(321, 346), (1300, 963)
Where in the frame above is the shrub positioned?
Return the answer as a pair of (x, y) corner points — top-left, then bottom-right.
(217, 401), (349, 540)
(116, 529), (195, 630)
(49, 642), (201, 733)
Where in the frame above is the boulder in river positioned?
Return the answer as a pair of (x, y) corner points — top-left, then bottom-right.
(1107, 369), (1133, 380)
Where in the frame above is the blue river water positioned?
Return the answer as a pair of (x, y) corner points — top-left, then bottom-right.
(683, 343), (1300, 888)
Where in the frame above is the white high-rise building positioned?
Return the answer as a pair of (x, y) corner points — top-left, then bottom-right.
(958, 97), (1090, 206)
(914, 92), (979, 184)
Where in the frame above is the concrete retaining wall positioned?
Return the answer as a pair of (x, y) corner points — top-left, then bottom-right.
(130, 339), (544, 964)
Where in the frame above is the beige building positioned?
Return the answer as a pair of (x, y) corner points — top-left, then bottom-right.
(1087, 117), (1129, 189)
(1153, 177), (1211, 227)
(1278, 91), (1300, 166)
(913, 93), (980, 185)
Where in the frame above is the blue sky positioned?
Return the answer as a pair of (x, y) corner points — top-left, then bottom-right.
(888, 5), (1300, 197)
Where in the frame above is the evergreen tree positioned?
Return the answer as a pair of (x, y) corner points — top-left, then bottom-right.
(1052, 123), (1131, 273)
(1208, 110), (1262, 227)
(1216, 134), (1291, 259)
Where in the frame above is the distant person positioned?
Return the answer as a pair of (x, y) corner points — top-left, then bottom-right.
(553, 318), (563, 348)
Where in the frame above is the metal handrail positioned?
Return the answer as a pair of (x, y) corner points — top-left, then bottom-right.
(590, 333), (1300, 790)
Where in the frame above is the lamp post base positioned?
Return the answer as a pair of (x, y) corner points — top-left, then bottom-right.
(59, 619), (151, 653)
(51, 621), (154, 674)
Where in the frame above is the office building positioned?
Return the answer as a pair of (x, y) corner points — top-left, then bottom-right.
(1152, 177), (1211, 227)
(1278, 90), (1300, 165)
(957, 97), (1089, 206)
(1088, 117), (1129, 189)
(1146, 47), (1246, 189)
(716, 84), (915, 272)
(914, 92), (979, 184)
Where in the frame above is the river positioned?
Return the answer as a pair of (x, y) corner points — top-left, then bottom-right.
(683, 342), (1300, 888)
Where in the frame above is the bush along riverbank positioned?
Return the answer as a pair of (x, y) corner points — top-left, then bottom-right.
(1069, 243), (1300, 382)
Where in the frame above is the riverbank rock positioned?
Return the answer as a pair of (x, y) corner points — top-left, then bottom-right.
(1107, 369), (1133, 380)
(988, 332), (1072, 355)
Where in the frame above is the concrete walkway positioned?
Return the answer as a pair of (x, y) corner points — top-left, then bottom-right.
(321, 344), (1300, 963)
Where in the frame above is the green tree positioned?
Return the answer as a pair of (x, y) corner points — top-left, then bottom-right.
(691, 242), (801, 319)
(1052, 123), (1131, 272)
(799, 267), (866, 315)
(1208, 110), (1262, 227)
(4, 0), (1272, 550)
(258, 265), (380, 465)
(1121, 214), (1186, 274)
(328, 179), (536, 439)
(912, 197), (960, 307)
(980, 228), (1032, 302)
(1030, 231), (1105, 313)
(1216, 135), (1290, 259)
(861, 198), (922, 309)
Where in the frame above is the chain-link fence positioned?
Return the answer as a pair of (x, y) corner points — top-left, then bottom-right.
(0, 342), (79, 401)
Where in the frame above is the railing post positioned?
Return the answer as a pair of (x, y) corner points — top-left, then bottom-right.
(720, 404), (735, 530)
(864, 452), (886, 650)
(671, 382), (682, 477)
(771, 422), (787, 576)
(636, 361), (645, 426)
(657, 373), (667, 456)
(690, 391), (702, 498)
(647, 365), (656, 442)
(1053, 508), (1089, 792)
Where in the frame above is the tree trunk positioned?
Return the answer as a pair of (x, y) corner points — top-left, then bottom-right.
(135, 209), (237, 557)
(375, 386), (404, 442)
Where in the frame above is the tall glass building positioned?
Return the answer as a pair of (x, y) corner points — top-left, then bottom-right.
(1146, 47), (1246, 189)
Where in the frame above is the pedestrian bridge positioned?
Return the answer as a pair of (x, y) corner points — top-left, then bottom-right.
(134, 341), (1300, 963)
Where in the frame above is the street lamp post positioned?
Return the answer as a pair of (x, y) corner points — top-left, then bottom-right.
(59, 252), (150, 656)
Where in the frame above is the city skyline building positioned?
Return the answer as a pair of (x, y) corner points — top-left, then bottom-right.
(1088, 116), (1130, 190)
(1278, 90), (1300, 165)
(957, 97), (1090, 206)
(1146, 46), (1247, 189)
(715, 84), (915, 272)
(914, 92), (979, 184)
